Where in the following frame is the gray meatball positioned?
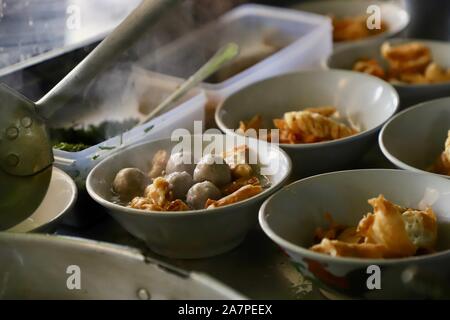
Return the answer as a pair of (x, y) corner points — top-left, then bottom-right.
(166, 171), (194, 200)
(112, 168), (149, 201)
(166, 152), (196, 175)
(186, 181), (222, 210)
(193, 154), (232, 186)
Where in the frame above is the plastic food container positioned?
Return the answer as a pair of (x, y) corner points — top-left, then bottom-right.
(139, 4), (333, 100)
(51, 67), (206, 184)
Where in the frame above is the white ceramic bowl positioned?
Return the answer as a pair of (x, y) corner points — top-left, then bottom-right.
(327, 38), (450, 108)
(259, 169), (450, 299)
(380, 97), (450, 178)
(7, 167), (77, 233)
(87, 134), (291, 259)
(215, 70), (399, 178)
(293, 0), (409, 48)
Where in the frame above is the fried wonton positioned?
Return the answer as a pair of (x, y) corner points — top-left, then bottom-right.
(283, 111), (357, 141)
(430, 130), (450, 175)
(206, 184), (262, 209)
(129, 177), (190, 212)
(310, 195), (438, 259)
(332, 15), (387, 42)
(238, 107), (358, 145)
(353, 41), (450, 84)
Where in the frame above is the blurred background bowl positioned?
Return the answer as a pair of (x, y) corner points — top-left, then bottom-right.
(259, 169), (450, 299)
(380, 97), (450, 178)
(292, 0), (409, 48)
(87, 134), (291, 259)
(215, 70), (398, 178)
(327, 38), (450, 108)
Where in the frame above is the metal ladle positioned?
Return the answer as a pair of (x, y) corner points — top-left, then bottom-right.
(0, 0), (179, 230)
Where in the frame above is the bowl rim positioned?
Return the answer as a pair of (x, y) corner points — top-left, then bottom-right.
(379, 96), (450, 180)
(292, 0), (410, 45)
(86, 134), (292, 217)
(7, 166), (78, 233)
(215, 69), (399, 149)
(328, 37), (450, 89)
(259, 168), (450, 265)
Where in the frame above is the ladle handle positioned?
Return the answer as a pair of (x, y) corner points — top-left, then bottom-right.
(35, 0), (179, 119)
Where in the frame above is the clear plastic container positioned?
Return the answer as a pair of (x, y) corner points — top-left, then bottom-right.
(51, 66), (206, 184)
(139, 4), (333, 99)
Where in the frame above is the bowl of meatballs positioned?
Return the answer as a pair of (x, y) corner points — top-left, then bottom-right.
(86, 134), (291, 259)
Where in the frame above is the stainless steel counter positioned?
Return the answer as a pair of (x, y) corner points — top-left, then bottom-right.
(0, 0), (141, 71)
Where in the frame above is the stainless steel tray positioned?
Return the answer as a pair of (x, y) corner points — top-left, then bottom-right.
(0, 0), (141, 76)
(0, 232), (244, 299)
(55, 144), (394, 300)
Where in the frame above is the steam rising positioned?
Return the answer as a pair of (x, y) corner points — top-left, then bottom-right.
(47, 1), (246, 136)
(2, 1), (247, 142)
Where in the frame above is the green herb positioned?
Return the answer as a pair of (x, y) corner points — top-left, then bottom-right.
(144, 125), (154, 133)
(98, 146), (116, 150)
(50, 118), (139, 152)
(92, 154), (100, 161)
(54, 142), (90, 152)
